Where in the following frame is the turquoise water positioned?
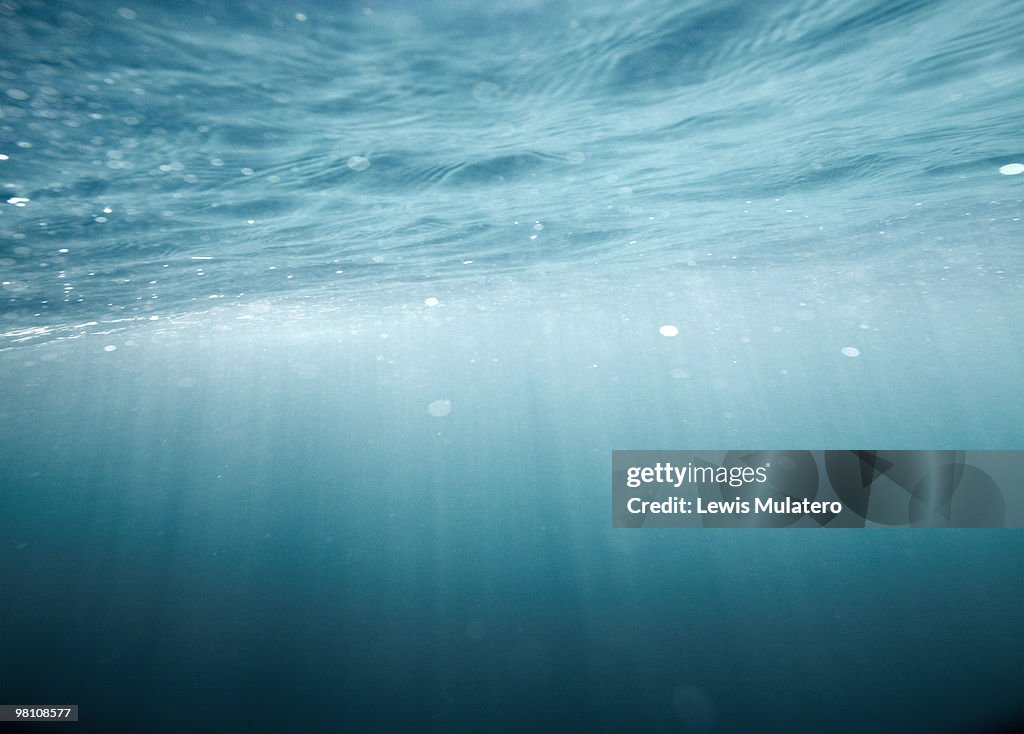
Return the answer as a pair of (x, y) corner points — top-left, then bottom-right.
(1, 1), (1022, 732)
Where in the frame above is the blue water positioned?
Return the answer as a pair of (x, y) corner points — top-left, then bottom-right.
(1, 1), (1022, 732)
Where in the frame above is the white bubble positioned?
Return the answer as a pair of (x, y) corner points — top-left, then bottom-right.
(659, 324), (679, 337)
(117, 8), (137, 20)
(424, 297), (439, 307)
(841, 346), (861, 358)
(6, 89), (29, 101)
(294, 12), (308, 21)
(670, 368), (689, 379)
(566, 151), (586, 164)
(347, 156), (370, 171)
(999, 163), (1023, 175)
(427, 399), (452, 417)
(103, 344), (117, 352)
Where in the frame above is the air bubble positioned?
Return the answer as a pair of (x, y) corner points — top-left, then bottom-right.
(347, 156), (370, 171)
(427, 399), (452, 417)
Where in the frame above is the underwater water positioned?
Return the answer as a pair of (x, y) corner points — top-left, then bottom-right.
(1, 0), (1022, 732)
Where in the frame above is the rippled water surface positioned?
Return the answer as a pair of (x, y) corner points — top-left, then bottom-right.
(2, 0), (1022, 329)
(1, 1), (1022, 732)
